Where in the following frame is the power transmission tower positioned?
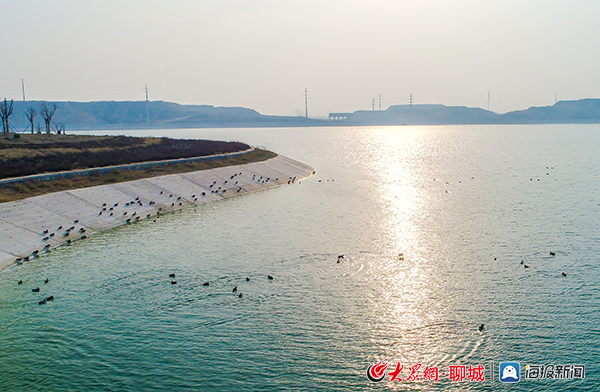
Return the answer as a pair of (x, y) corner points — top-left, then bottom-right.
(372, 98), (375, 111)
(22, 79), (26, 102)
(379, 93), (382, 111)
(408, 93), (414, 106)
(304, 88), (308, 119)
(488, 91), (490, 111)
(145, 85), (150, 123)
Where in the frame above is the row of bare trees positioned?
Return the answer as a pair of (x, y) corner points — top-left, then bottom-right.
(0, 99), (59, 134)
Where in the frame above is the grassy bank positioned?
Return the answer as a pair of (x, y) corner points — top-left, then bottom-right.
(0, 134), (250, 180)
(0, 134), (276, 203)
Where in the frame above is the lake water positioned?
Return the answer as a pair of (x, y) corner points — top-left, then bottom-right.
(1, 124), (598, 391)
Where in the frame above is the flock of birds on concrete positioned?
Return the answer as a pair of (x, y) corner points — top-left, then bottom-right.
(13, 172), (304, 267)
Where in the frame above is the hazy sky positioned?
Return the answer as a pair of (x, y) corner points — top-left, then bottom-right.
(2, 0), (600, 117)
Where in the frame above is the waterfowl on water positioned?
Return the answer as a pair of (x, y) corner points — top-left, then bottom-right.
(32, 287), (40, 292)
(246, 277), (250, 282)
(479, 324), (485, 332)
(549, 251), (556, 256)
(524, 264), (530, 268)
(268, 275), (274, 280)
(203, 282), (210, 286)
(171, 281), (177, 285)
(44, 278), (49, 284)
(232, 286), (238, 293)
(169, 273), (176, 278)
(46, 295), (54, 301)
(18, 280), (23, 285)
(562, 272), (567, 277)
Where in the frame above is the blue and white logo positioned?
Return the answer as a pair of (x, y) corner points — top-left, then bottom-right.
(499, 362), (520, 383)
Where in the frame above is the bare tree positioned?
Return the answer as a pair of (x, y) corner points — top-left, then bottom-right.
(40, 102), (57, 134)
(53, 122), (65, 134)
(0, 98), (14, 134)
(25, 107), (37, 134)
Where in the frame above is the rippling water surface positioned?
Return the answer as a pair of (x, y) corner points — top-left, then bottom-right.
(1, 125), (599, 391)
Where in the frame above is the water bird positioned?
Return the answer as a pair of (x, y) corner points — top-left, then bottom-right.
(18, 280), (23, 285)
(46, 295), (54, 301)
(32, 287), (40, 292)
(562, 272), (567, 277)
(549, 251), (556, 256)
(44, 278), (49, 284)
(494, 257), (497, 260)
(520, 260), (524, 265)
(238, 293), (243, 298)
(524, 264), (530, 268)
(169, 273), (176, 278)
(73, 219), (79, 224)
(479, 324), (485, 332)
(160, 191), (163, 194)
(171, 281), (177, 285)
(39, 299), (47, 305)
(246, 277), (250, 282)
(80, 235), (87, 239)
(268, 275), (274, 280)
(233, 286), (238, 293)
(203, 282), (210, 286)
(57, 225), (62, 230)
(42, 229), (49, 234)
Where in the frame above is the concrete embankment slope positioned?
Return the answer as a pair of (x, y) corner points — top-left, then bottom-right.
(0, 155), (313, 272)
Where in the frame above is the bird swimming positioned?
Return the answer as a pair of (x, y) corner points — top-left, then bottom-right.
(479, 324), (485, 332)
(233, 286), (238, 293)
(169, 273), (176, 278)
(549, 251), (556, 256)
(268, 275), (274, 280)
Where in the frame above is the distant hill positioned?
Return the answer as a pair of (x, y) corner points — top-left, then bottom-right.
(5, 98), (600, 131)
(332, 99), (600, 125)
(6, 100), (325, 131)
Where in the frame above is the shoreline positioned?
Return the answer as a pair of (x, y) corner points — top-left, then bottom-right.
(0, 155), (314, 273)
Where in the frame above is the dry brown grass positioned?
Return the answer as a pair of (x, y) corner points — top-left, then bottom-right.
(0, 149), (276, 203)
